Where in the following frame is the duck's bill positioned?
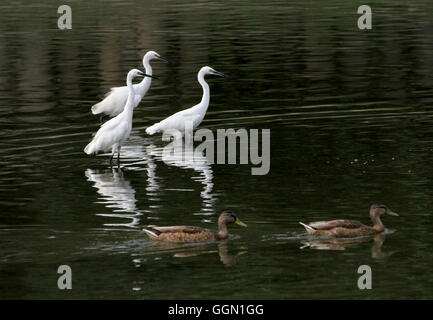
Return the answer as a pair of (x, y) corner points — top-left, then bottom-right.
(235, 218), (247, 227)
(138, 71), (158, 79)
(156, 54), (173, 64)
(388, 210), (399, 216)
(212, 70), (227, 78)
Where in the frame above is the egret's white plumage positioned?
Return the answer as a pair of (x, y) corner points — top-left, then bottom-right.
(84, 69), (155, 164)
(91, 51), (170, 118)
(145, 66), (226, 136)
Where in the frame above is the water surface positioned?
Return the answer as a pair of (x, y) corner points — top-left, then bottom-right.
(1, 0), (433, 299)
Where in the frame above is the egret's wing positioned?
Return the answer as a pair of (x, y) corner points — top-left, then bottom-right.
(92, 117), (126, 147)
(104, 88), (115, 98)
(96, 115), (122, 135)
(105, 85), (123, 97)
(152, 226), (205, 234)
(178, 113), (201, 128)
(163, 112), (200, 130)
(309, 220), (364, 230)
(102, 86), (130, 114)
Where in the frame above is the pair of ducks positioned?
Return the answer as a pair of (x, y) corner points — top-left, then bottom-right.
(84, 50), (226, 165)
(144, 204), (398, 243)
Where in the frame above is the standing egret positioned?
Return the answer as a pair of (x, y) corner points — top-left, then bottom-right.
(84, 69), (157, 165)
(145, 66), (227, 136)
(91, 51), (170, 120)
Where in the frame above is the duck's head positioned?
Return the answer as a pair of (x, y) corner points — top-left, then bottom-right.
(143, 51), (172, 65)
(219, 210), (247, 227)
(370, 204), (398, 217)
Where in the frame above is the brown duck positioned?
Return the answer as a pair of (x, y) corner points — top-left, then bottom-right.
(143, 210), (247, 243)
(299, 204), (398, 238)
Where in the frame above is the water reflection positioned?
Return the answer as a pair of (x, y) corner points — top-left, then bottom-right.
(217, 240), (247, 267)
(146, 143), (217, 215)
(85, 135), (217, 228)
(173, 241), (243, 267)
(300, 233), (395, 259)
(147, 240), (243, 267)
(121, 134), (162, 212)
(85, 168), (142, 228)
(2, 0), (433, 299)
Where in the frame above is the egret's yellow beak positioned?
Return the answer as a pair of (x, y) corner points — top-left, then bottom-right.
(235, 218), (247, 227)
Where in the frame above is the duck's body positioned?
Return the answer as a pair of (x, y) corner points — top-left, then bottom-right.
(144, 210), (246, 243)
(91, 51), (170, 118)
(299, 204), (398, 238)
(144, 226), (221, 243)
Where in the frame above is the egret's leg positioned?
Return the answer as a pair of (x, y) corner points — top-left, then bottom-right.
(117, 145), (121, 168)
(109, 146), (116, 166)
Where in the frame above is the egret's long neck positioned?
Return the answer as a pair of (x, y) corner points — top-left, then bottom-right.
(138, 57), (152, 96)
(143, 57), (153, 75)
(198, 71), (210, 111)
(123, 75), (135, 119)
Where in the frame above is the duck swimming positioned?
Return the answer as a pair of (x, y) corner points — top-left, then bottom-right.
(143, 210), (247, 243)
(299, 204), (398, 238)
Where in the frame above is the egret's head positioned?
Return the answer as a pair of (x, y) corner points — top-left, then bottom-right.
(143, 51), (172, 64)
(370, 204), (398, 217)
(201, 66), (227, 78)
(128, 68), (157, 81)
(218, 210), (247, 227)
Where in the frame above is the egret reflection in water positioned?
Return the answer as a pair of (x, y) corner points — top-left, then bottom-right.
(118, 134), (161, 199)
(146, 143), (217, 215)
(85, 168), (142, 228)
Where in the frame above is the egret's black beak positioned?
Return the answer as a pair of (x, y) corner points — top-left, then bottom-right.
(212, 70), (227, 78)
(138, 71), (158, 79)
(157, 55), (173, 64)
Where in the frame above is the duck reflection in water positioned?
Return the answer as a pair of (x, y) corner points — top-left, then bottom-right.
(148, 240), (246, 267)
(300, 233), (396, 259)
(85, 168), (142, 228)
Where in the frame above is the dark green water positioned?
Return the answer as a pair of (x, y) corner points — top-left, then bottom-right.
(1, 0), (433, 299)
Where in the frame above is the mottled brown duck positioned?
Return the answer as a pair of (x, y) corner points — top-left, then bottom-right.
(299, 204), (398, 238)
(143, 210), (247, 243)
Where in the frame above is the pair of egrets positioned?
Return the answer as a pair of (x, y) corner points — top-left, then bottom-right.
(84, 50), (227, 165)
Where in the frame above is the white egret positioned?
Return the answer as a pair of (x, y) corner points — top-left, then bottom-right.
(145, 66), (227, 136)
(91, 51), (170, 120)
(84, 69), (157, 165)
